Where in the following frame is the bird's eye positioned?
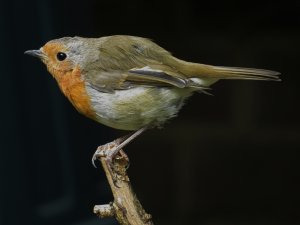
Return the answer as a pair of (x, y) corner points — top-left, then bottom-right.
(56, 52), (67, 61)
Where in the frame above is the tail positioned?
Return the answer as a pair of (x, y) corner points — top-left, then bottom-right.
(177, 60), (281, 82)
(207, 65), (281, 81)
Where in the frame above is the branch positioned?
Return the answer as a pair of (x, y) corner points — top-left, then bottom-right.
(93, 140), (154, 225)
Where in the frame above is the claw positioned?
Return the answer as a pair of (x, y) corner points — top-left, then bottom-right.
(92, 148), (102, 168)
(92, 153), (98, 168)
(92, 146), (108, 168)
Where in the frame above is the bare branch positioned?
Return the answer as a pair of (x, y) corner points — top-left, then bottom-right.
(93, 140), (154, 225)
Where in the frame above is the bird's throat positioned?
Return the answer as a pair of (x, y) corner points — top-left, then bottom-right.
(51, 66), (96, 120)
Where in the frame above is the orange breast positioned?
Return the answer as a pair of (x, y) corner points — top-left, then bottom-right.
(52, 66), (96, 120)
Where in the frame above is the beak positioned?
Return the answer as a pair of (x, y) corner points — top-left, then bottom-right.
(24, 49), (45, 59)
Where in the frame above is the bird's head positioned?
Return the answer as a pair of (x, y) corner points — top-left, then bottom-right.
(25, 37), (99, 80)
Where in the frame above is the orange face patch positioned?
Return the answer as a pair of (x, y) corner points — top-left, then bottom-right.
(42, 42), (73, 75)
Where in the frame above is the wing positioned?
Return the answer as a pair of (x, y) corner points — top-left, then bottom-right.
(83, 36), (206, 93)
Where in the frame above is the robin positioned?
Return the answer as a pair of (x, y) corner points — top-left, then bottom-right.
(25, 35), (280, 170)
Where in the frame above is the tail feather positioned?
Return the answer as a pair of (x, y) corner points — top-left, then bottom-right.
(211, 66), (281, 81)
(177, 60), (281, 82)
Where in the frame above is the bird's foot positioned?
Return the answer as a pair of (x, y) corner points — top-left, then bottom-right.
(92, 128), (146, 186)
(92, 142), (116, 168)
(92, 140), (130, 187)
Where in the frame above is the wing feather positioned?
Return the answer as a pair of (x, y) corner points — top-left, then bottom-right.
(83, 36), (202, 92)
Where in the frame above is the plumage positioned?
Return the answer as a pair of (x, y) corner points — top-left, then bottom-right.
(25, 35), (280, 131)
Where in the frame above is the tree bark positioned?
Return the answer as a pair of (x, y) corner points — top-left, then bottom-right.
(93, 141), (154, 225)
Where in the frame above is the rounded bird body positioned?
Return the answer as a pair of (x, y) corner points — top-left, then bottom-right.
(25, 35), (280, 131)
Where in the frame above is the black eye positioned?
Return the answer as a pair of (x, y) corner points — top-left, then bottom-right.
(56, 52), (67, 61)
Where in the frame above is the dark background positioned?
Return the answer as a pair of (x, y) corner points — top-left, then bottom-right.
(0, 0), (299, 225)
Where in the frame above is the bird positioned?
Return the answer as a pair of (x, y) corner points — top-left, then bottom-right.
(25, 35), (280, 171)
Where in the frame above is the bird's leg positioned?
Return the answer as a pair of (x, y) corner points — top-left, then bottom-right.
(107, 127), (147, 161)
(92, 127), (147, 185)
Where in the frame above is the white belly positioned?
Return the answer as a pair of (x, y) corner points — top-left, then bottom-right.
(85, 85), (193, 130)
